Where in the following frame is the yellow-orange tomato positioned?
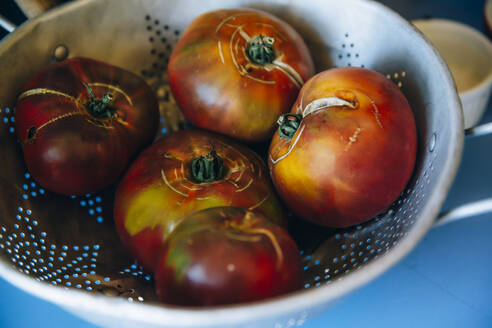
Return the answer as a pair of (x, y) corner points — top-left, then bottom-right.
(269, 67), (417, 228)
(114, 129), (286, 271)
(168, 8), (315, 142)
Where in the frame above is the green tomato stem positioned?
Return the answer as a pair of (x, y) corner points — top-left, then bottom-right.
(83, 82), (116, 119)
(191, 148), (224, 183)
(277, 113), (302, 140)
(247, 34), (276, 65)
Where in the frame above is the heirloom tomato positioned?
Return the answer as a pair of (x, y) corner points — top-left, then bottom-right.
(15, 57), (159, 195)
(155, 206), (301, 306)
(114, 129), (286, 271)
(268, 67), (417, 228)
(168, 8), (315, 142)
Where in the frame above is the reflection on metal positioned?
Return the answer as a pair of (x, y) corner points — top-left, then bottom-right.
(0, 14), (16, 33)
(435, 198), (492, 227)
(465, 122), (492, 138)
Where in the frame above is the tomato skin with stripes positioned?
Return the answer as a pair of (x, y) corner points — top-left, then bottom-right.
(15, 57), (159, 195)
(154, 207), (301, 306)
(168, 8), (314, 143)
(113, 129), (286, 272)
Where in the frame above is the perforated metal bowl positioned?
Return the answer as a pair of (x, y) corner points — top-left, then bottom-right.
(0, 0), (463, 327)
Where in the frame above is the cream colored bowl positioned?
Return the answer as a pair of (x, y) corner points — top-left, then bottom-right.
(413, 19), (492, 129)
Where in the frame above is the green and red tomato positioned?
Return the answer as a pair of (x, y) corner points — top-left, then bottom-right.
(114, 129), (286, 271)
(269, 67), (417, 227)
(168, 8), (315, 142)
(155, 206), (302, 306)
(15, 57), (159, 195)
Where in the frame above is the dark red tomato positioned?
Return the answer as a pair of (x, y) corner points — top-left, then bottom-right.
(155, 206), (301, 306)
(268, 67), (417, 227)
(15, 57), (159, 195)
(168, 8), (315, 142)
(114, 129), (286, 272)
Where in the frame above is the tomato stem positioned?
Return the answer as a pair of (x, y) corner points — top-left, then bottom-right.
(190, 148), (224, 183)
(247, 34), (275, 65)
(277, 113), (302, 140)
(83, 82), (116, 119)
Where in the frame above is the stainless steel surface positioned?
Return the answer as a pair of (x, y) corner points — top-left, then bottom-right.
(466, 121), (492, 137)
(435, 198), (492, 227)
(0, 14), (16, 32)
(0, 0), (463, 327)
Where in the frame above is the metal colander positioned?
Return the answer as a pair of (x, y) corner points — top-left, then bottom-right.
(0, 0), (463, 327)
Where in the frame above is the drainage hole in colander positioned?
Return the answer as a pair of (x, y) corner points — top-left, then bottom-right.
(1, 108), (16, 134)
(70, 194), (106, 224)
(21, 173), (45, 200)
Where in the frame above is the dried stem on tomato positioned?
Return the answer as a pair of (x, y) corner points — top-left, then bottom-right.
(277, 113), (302, 140)
(247, 34), (276, 65)
(83, 82), (116, 119)
(190, 148), (224, 183)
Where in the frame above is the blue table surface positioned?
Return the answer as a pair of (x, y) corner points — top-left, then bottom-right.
(1, 0), (491, 327)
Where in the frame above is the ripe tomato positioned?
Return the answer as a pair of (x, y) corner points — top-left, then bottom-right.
(114, 129), (286, 271)
(154, 206), (301, 306)
(15, 57), (159, 195)
(268, 67), (417, 227)
(168, 8), (315, 142)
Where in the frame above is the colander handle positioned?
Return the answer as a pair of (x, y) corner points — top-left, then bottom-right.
(435, 198), (492, 227)
(465, 122), (492, 137)
(0, 14), (16, 33)
(1, 0), (65, 34)
(434, 124), (492, 227)
(14, 0), (62, 18)
(1, 0), (63, 34)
